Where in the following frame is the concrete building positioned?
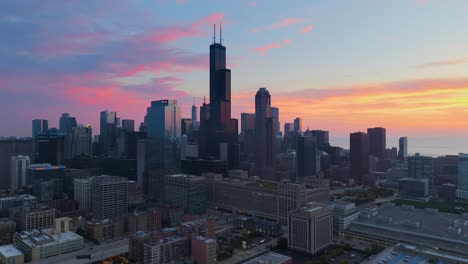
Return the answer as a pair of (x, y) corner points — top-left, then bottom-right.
(143, 235), (189, 264)
(0, 138), (33, 191)
(288, 204), (333, 254)
(74, 178), (92, 213)
(233, 216), (281, 237)
(164, 174), (207, 214)
(399, 178), (430, 201)
(0, 245), (24, 264)
(191, 236), (217, 264)
(0, 219), (16, 245)
(408, 154), (434, 192)
(19, 207), (56, 231)
(0, 195), (37, 218)
(127, 208), (162, 233)
(70, 124), (92, 157)
(84, 218), (125, 242)
(278, 182), (330, 226)
(456, 153), (468, 200)
(91, 175), (128, 220)
(10, 156), (30, 194)
(243, 252), (292, 264)
(322, 201), (359, 234)
(13, 230), (83, 262)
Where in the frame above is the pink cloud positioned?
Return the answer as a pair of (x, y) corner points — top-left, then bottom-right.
(246, 1), (256, 7)
(414, 57), (468, 68)
(301, 25), (313, 33)
(251, 17), (300, 33)
(252, 43), (281, 54)
(282, 39), (291, 44)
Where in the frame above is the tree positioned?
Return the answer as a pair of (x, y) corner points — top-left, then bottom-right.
(320, 255), (329, 264)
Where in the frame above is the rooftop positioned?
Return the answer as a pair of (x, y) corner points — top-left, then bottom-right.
(0, 245), (23, 258)
(246, 180), (278, 190)
(30, 164), (66, 171)
(243, 252), (291, 264)
(16, 230), (83, 247)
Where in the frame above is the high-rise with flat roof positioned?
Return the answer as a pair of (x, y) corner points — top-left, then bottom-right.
(296, 136), (320, 183)
(408, 154), (434, 192)
(74, 178), (92, 213)
(91, 175), (128, 220)
(288, 204), (332, 254)
(350, 132), (369, 185)
(311, 130), (330, 148)
(294, 118), (302, 133)
(457, 153), (468, 200)
(70, 124), (92, 157)
(99, 110), (117, 157)
(399, 137), (408, 160)
(143, 235), (189, 264)
(10, 155), (30, 193)
(32, 119), (48, 139)
(367, 127), (386, 159)
(164, 174), (207, 214)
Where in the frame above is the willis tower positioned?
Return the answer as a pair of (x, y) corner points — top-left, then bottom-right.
(200, 25), (239, 169)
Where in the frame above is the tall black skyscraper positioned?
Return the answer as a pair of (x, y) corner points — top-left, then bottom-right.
(398, 137), (408, 160)
(350, 132), (369, 185)
(367, 127), (386, 159)
(59, 113), (77, 134)
(255, 88), (275, 180)
(99, 110), (117, 157)
(200, 26), (239, 169)
(32, 119), (48, 139)
(296, 136), (320, 183)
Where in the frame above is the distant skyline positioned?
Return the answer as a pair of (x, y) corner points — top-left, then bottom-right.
(1, 0), (468, 149)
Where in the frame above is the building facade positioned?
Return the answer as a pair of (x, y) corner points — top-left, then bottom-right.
(10, 155), (30, 193)
(164, 174), (207, 214)
(91, 175), (128, 220)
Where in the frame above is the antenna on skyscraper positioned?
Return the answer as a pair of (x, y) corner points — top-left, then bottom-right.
(213, 24), (216, 44)
(220, 24), (223, 45)
(203, 96), (206, 104)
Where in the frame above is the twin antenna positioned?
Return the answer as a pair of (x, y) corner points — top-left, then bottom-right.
(213, 24), (223, 44)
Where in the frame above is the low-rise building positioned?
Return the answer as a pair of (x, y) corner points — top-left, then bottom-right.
(243, 252), (292, 264)
(143, 235), (189, 264)
(191, 236), (217, 264)
(0, 219), (16, 245)
(85, 218), (125, 243)
(18, 206), (56, 231)
(0, 244), (24, 264)
(322, 201), (360, 234)
(13, 230), (83, 262)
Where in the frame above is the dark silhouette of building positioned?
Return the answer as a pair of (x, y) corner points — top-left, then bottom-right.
(99, 110), (117, 157)
(255, 88), (275, 180)
(199, 28), (239, 170)
(181, 158), (228, 177)
(0, 138), (34, 190)
(398, 137), (408, 160)
(311, 130), (330, 148)
(32, 119), (49, 139)
(122, 119), (135, 132)
(36, 133), (65, 165)
(367, 127), (386, 159)
(350, 132), (369, 185)
(240, 113), (255, 135)
(296, 136), (320, 183)
(144, 100), (181, 202)
(293, 118), (302, 133)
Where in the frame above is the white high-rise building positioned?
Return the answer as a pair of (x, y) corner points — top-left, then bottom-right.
(74, 178), (92, 213)
(456, 153), (468, 200)
(10, 155), (30, 193)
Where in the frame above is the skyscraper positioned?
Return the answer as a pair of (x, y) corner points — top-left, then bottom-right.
(294, 118), (302, 133)
(121, 119), (135, 132)
(10, 155), (30, 193)
(200, 29), (239, 169)
(32, 119), (48, 139)
(296, 136), (320, 183)
(99, 110), (117, 157)
(36, 133), (65, 165)
(91, 175), (128, 220)
(240, 113), (255, 135)
(350, 132), (369, 185)
(0, 138), (33, 190)
(144, 99), (181, 201)
(408, 154), (433, 192)
(271, 107), (280, 136)
(191, 103), (198, 131)
(70, 124), (92, 157)
(255, 88), (275, 180)
(456, 153), (468, 200)
(288, 204), (333, 254)
(59, 113), (77, 134)
(284, 123), (293, 137)
(398, 137), (408, 160)
(311, 130), (330, 148)
(367, 127), (386, 159)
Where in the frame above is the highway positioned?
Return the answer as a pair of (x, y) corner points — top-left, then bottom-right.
(30, 239), (129, 264)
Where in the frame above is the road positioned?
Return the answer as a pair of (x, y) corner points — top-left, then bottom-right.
(30, 239), (129, 264)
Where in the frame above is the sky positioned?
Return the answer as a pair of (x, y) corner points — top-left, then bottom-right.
(1, 0), (468, 154)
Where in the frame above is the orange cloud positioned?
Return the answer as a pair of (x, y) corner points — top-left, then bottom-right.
(231, 78), (468, 136)
(414, 57), (468, 68)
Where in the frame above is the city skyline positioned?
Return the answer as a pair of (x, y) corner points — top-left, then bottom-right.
(1, 1), (468, 152)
